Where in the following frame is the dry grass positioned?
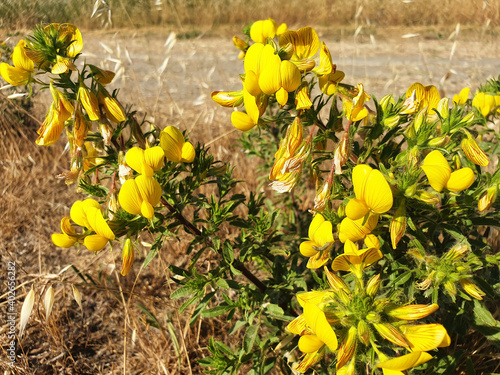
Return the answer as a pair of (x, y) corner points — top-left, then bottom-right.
(1, 0), (500, 31)
(1, 16), (500, 375)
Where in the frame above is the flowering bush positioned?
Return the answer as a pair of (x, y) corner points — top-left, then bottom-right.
(3, 20), (500, 374)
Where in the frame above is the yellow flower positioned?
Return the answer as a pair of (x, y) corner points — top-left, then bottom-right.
(36, 82), (74, 146)
(403, 82), (440, 114)
(312, 42), (334, 76)
(118, 175), (162, 219)
(73, 110), (89, 148)
(295, 303), (338, 372)
(461, 132), (489, 166)
(121, 238), (135, 276)
(377, 351), (433, 373)
(472, 92), (497, 117)
(478, 185), (497, 211)
(338, 212), (378, 243)
(98, 88), (126, 123)
(279, 27), (320, 69)
(299, 213), (333, 269)
(453, 87), (470, 105)
(459, 278), (486, 300)
(331, 236), (382, 278)
(345, 164), (393, 220)
(295, 83), (312, 110)
(48, 23), (83, 58)
(230, 88), (268, 131)
(52, 199), (115, 251)
(78, 85), (100, 121)
(160, 126), (195, 163)
(421, 150), (475, 192)
(126, 146), (165, 177)
(343, 83), (370, 122)
(250, 18), (278, 43)
(318, 70), (345, 96)
(89, 64), (115, 85)
(211, 89), (244, 107)
(389, 201), (406, 250)
(0, 40), (34, 86)
(385, 303), (439, 320)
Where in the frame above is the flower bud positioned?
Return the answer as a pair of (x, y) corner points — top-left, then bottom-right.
(427, 135), (449, 147)
(478, 185), (498, 211)
(459, 278), (485, 300)
(74, 109), (88, 148)
(383, 114), (400, 129)
(232, 36), (248, 51)
(461, 133), (489, 166)
(385, 303), (439, 320)
(100, 122), (113, 146)
(452, 154), (461, 170)
(334, 133), (350, 175)
(121, 238), (135, 276)
(373, 323), (408, 347)
(366, 274), (381, 296)
(366, 312), (381, 323)
(78, 85), (100, 121)
(211, 90), (244, 107)
(390, 201), (407, 250)
(379, 94), (395, 113)
(89, 64), (115, 85)
(313, 174), (333, 212)
(295, 83), (313, 110)
(444, 280), (457, 296)
(337, 326), (357, 370)
(443, 244), (468, 260)
(414, 108), (427, 133)
(417, 190), (440, 205)
(436, 97), (449, 119)
(357, 320), (371, 345)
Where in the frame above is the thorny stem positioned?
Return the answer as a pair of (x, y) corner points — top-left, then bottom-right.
(160, 198), (268, 293)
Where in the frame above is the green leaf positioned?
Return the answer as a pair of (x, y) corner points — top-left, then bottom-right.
(473, 300), (500, 347)
(202, 305), (233, 318)
(223, 241), (235, 263)
(243, 324), (260, 353)
(171, 285), (197, 300)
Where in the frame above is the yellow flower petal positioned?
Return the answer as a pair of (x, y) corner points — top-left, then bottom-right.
(400, 324), (447, 351)
(300, 240), (318, 257)
(453, 87), (470, 105)
(377, 351), (433, 371)
(276, 87), (288, 106)
(160, 126), (184, 162)
(386, 303), (439, 320)
(84, 234), (109, 251)
(312, 221), (334, 247)
(244, 43), (264, 76)
(280, 60), (301, 92)
(298, 335), (324, 353)
(51, 233), (77, 248)
(352, 164), (372, 201)
(446, 168), (474, 192)
(61, 217), (77, 236)
(346, 198), (370, 221)
(79, 86), (100, 121)
(141, 200), (155, 219)
(364, 169), (393, 214)
(258, 45), (281, 95)
(303, 303), (338, 351)
(313, 42), (333, 76)
(250, 19), (276, 43)
(119, 179), (143, 216)
(136, 175), (162, 209)
(231, 111), (256, 131)
(181, 142), (195, 163)
(421, 150), (451, 192)
(85, 206), (115, 240)
(338, 213), (379, 243)
(0, 63), (31, 86)
(296, 290), (329, 307)
(287, 314), (307, 335)
(144, 146), (165, 171)
(13, 40), (33, 72)
(126, 147), (146, 175)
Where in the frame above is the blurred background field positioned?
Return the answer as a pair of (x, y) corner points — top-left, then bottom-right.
(1, 1), (500, 374)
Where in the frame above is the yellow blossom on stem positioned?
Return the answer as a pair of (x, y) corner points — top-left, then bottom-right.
(377, 351), (433, 373)
(472, 92), (497, 117)
(318, 70), (345, 96)
(126, 146), (165, 177)
(52, 199), (115, 251)
(461, 131), (489, 166)
(478, 185), (497, 211)
(279, 27), (320, 70)
(332, 237), (383, 278)
(160, 126), (195, 163)
(0, 40), (34, 86)
(36, 82), (74, 146)
(345, 164), (393, 220)
(453, 87), (470, 105)
(98, 88), (126, 123)
(421, 150), (475, 192)
(338, 212), (379, 243)
(299, 213), (334, 269)
(250, 18), (278, 43)
(295, 83), (312, 110)
(211, 89), (244, 107)
(459, 278), (486, 300)
(403, 82), (440, 114)
(89, 64), (115, 85)
(118, 175), (162, 219)
(312, 42), (334, 77)
(121, 238), (135, 276)
(343, 83), (370, 122)
(78, 84), (100, 121)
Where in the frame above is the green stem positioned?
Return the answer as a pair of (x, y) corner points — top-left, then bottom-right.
(160, 198), (268, 293)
